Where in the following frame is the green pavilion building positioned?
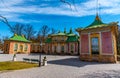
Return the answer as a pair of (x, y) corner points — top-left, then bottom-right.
(44, 28), (79, 55)
(4, 34), (31, 54)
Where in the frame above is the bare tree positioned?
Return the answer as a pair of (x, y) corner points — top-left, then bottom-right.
(24, 24), (36, 40)
(0, 15), (36, 39)
(60, 0), (72, 9)
(50, 28), (57, 34)
(11, 23), (24, 35)
(0, 15), (13, 31)
(38, 25), (50, 42)
(0, 35), (9, 51)
(0, 15), (24, 35)
(60, 0), (79, 13)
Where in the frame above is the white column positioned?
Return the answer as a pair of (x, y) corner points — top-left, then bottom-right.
(111, 32), (114, 55)
(88, 33), (91, 54)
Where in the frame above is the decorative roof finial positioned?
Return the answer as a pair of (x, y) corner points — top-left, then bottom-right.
(64, 28), (66, 33)
(14, 33), (17, 36)
(69, 28), (73, 33)
(96, 0), (99, 15)
(22, 34), (25, 38)
(58, 30), (60, 33)
(95, 14), (100, 21)
(95, 0), (101, 21)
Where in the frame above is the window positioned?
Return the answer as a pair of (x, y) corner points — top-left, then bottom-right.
(91, 37), (99, 54)
(14, 43), (18, 51)
(61, 46), (64, 53)
(55, 37), (57, 41)
(20, 45), (23, 52)
(71, 44), (74, 53)
(62, 37), (64, 41)
(37, 46), (39, 52)
(54, 46), (57, 52)
(24, 44), (28, 51)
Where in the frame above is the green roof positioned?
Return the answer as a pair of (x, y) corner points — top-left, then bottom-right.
(9, 34), (31, 42)
(51, 31), (66, 36)
(67, 33), (75, 36)
(47, 28), (79, 43)
(57, 32), (66, 36)
(66, 36), (79, 42)
(45, 38), (52, 43)
(85, 15), (107, 29)
(66, 28), (75, 36)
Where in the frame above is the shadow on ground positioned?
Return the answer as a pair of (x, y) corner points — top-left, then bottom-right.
(48, 57), (109, 67)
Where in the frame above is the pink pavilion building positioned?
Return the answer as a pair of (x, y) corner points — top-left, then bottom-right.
(76, 14), (118, 63)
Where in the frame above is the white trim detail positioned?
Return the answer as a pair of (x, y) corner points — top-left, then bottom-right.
(99, 32), (102, 55)
(111, 31), (114, 55)
(81, 30), (110, 34)
(101, 30), (110, 32)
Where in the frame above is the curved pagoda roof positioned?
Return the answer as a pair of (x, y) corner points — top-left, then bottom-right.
(66, 28), (79, 42)
(67, 28), (76, 36)
(66, 36), (79, 42)
(57, 32), (66, 36)
(45, 28), (79, 43)
(8, 34), (31, 42)
(85, 14), (108, 29)
(51, 30), (66, 36)
(76, 14), (112, 32)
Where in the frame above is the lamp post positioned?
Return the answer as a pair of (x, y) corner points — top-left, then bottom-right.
(39, 43), (42, 67)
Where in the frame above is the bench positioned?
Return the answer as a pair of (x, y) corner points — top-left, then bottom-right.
(23, 58), (30, 62)
(31, 59), (39, 63)
(23, 58), (39, 63)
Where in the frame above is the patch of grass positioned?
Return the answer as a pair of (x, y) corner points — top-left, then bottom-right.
(0, 61), (38, 71)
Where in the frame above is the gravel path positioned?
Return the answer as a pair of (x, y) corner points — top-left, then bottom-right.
(0, 54), (120, 78)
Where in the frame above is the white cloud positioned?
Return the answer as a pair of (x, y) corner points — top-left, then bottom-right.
(0, 0), (120, 22)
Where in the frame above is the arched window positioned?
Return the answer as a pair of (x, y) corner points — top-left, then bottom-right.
(14, 43), (18, 51)
(24, 44), (28, 51)
(20, 45), (23, 52)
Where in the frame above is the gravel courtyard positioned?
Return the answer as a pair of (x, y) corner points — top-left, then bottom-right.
(0, 54), (120, 78)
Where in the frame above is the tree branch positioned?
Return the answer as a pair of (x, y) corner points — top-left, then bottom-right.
(0, 15), (12, 30)
(60, 0), (72, 10)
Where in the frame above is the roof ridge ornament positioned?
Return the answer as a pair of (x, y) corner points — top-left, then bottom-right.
(69, 28), (73, 34)
(58, 30), (60, 33)
(95, 0), (101, 21)
(22, 34), (25, 38)
(95, 13), (100, 21)
(14, 33), (17, 36)
(64, 28), (66, 33)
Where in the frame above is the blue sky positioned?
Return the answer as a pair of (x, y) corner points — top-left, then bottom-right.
(0, 0), (120, 38)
